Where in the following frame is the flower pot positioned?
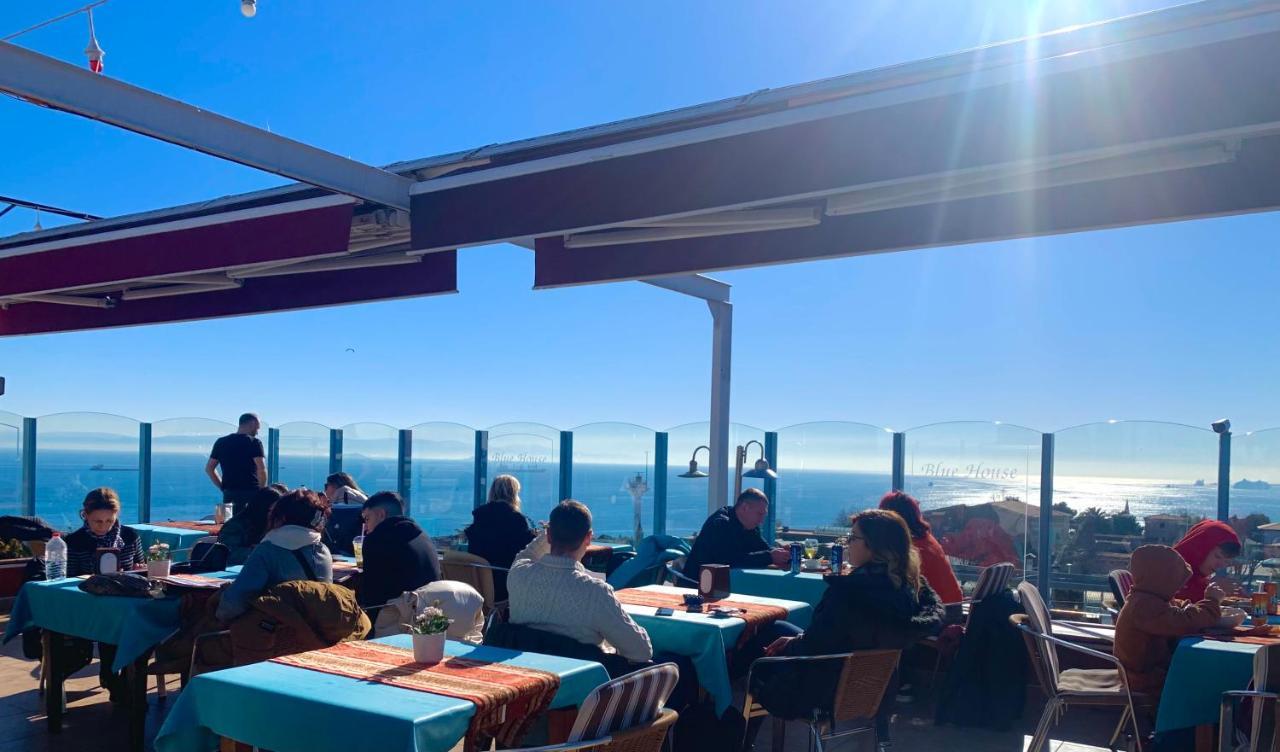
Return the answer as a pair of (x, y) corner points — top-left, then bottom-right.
(147, 559), (172, 578)
(411, 632), (446, 664)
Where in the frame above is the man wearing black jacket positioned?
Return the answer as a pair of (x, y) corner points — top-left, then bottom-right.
(683, 488), (789, 578)
(356, 492), (440, 611)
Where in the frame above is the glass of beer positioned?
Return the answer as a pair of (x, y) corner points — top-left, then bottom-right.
(352, 536), (365, 568)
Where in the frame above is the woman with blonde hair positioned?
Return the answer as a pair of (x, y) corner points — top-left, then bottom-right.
(465, 475), (535, 601)
(745, 509), (944, 723)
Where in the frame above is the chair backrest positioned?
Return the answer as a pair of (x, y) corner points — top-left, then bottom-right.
(1016, 581), (1060, 689)
(441, 550), (497, 610)
(1010, 613), (1059, 698)
(189, 535), (218, 563)
(1248, 644), (1280, 751)
(373, 580), (486, 642)
(972, 562), (1016, 602)
(1108, 569), (1134, 608)
(568, 663), (680, 742)
(831, 649), (901, 724)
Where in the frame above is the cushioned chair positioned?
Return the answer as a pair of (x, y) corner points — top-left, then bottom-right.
(501, 709), (678, 752)
(1013, 581), (1150, 752)
(926, 561), (1017, 685)
(1108, 570), (1134, 610)
(569, 663), (680, 741)
(743, 649), (900, 752)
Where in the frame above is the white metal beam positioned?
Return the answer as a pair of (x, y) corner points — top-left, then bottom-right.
(641, 275), (731, 303)
(564, 207), (820, 249)
(0, 42), (413, 211)
(707, 299), (732, 513)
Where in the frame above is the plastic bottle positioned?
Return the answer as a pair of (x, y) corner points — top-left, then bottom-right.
(45, 532), (67, 580)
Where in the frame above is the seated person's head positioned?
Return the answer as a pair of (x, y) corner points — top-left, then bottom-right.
(488, 475), (522, 510)
(244, 486), (284, 535)
(848, 509), (921, 591)
(361, 491), (404, 533)
(324, 472), (361, 501)
(877, 491), (930, 540)
(269, 489), (331, 532)
(81, 487), (121, 536)
(733, 488), (769, 531)
(1176, 520), (1242, 577)
(547, 500), (593, 557)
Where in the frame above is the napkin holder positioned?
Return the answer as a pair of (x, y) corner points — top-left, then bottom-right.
(699, 564), (730, 601)
(95, 547), (122, 575)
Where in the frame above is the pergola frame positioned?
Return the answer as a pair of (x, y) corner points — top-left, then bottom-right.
(5, 0), (1280, 523)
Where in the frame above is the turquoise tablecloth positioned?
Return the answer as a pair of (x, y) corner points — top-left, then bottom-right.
(1155, 637), (1259, 732)
(135, 523), (220, 563)
(622, 584), (812, 716)
(730, 568), (829, 608)
(3, 572), (238, 673)
(154, 635), (610, 752)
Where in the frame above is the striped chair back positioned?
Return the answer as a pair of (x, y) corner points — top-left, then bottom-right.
(1249, 644), (1280, 751)
(972, 562), (1016, 602)
(1108, 570), (1134, 608)
(567, 663), (680, 742)
(1016, 580), (1059, 688)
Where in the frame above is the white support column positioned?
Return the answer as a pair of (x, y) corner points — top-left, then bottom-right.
(707, 299), (732, 513)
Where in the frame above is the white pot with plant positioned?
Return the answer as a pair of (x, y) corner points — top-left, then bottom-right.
(405, 600), (451, 664)
(146, 543), (172, 578)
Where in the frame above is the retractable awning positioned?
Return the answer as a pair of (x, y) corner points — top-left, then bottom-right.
(399, 0), (1280, 287)
(0, 194), (457, 336)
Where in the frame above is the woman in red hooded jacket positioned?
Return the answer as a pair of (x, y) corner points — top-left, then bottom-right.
(1172, 519), (1241, 601)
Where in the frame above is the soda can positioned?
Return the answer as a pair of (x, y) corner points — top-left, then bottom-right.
(830, 544), (844, 574)
(789, 542), (803, 573)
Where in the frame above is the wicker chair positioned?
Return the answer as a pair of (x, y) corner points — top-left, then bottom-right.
(1013, 581), (1150, 752)
(743, 648), (901, 752)
(440, 550), (508, 615)
(502, 708), (678, 752)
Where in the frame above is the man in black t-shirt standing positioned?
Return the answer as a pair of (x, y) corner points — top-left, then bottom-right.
(205, 413), (267, 515)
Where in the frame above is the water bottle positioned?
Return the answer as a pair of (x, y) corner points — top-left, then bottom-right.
(45, 532), (67, 581)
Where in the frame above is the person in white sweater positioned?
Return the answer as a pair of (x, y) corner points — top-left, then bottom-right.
(507, 500), (653, 663)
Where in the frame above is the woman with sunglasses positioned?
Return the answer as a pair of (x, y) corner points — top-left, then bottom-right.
(743, 509), (945, 729)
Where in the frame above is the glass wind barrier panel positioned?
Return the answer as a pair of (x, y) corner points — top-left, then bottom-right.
(776, 422), (894, 539)
(0, 412), (22, 516)
(340, 423), (399, 496)
(487, 423), (560, 526)
(904, 422), (1042, 594)
(571, 423), (656, 544)
(152, 418), (237, 523)
(276, 422), (330, 491)
(36, 412), (141, 529)
(664, 423), (766, 538)
(1229, 428), (1280, 584)
(410, 422), (475, 542)
(1053, 421), (1217, 612)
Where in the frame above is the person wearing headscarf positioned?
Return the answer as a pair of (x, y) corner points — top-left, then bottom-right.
(1172, 519), (1241, 602)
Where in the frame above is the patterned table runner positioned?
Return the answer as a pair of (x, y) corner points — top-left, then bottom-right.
(616, 588), (789, 647)
(155, 520), (223, 534)
(272, 641), (560, 746)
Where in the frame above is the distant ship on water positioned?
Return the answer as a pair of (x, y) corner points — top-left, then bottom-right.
(90, 463), (137, 472)
(1235, 478), (1273, 490)
(1194, 479), (1205, 487)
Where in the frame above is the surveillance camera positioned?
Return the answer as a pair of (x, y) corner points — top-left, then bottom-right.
(1211, 418), (1231, 434)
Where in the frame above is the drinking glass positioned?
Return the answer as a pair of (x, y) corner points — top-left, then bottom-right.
(352, 535), (365, 567)
(804, 538), (819, 560)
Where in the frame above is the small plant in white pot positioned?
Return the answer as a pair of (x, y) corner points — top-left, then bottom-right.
(146, 543), (172, 578)
(405, 600), (451, 664)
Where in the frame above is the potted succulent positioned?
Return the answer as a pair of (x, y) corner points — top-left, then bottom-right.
(146, 542), (172, 578)
(404, 600), (451, 664)
(0, 538), (33, 598)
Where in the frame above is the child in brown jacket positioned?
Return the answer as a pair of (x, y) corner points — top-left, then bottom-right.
(1114, 544), (1224, 696)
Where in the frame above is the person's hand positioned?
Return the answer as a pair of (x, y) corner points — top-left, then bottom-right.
(1210, 577), (1240, 596)
(764, 636), (797, 657)
(769, 548), (790, 568)
(1205, 583), (1226, 604)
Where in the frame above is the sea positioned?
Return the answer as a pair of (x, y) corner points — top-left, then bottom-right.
(1, 448), (1278, 540)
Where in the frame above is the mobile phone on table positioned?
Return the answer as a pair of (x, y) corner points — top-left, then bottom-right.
(655, 607), (675, 616)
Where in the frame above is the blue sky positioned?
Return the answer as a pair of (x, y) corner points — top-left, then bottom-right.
(1, 0), (1277, 434)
